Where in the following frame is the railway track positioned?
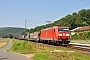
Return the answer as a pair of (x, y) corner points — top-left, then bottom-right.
(66, 43), (90, 53)
(18, 39), (90, 54)
(37, 42), (90, 53)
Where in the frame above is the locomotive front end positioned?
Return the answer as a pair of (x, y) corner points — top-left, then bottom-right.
(58, 27), (70, 44)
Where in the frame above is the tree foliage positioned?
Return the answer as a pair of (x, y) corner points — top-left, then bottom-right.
(71, 31), (90, 40)
(0, 27), (28, 38)
(2, 34), (8, 38)
(25, 9), (90, 33)
(9, 34), (13, 39)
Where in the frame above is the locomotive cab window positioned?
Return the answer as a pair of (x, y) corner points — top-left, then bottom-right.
(58, 28), (68, 32)
(63, 28), (69, 32)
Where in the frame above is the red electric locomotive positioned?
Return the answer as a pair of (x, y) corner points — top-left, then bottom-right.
(40, 26), (70, 45)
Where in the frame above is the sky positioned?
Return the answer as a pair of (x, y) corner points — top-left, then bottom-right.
(0, 0), (90, 29)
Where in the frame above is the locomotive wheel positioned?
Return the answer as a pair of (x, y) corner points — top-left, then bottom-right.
(56, 41), (60, 46)
(59, 43), (62, 46)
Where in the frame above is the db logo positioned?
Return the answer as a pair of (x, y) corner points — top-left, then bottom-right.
(63, 33), (65, 36)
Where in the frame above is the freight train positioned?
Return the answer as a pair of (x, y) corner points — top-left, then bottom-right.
(15, 26), (70, 45)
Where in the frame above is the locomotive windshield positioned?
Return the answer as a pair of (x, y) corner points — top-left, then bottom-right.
(58, 28), (69, 32)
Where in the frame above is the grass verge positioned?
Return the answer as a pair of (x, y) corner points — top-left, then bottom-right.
(7, 39), (36, 54)
(0, 39), (9, 49)
(7, 39), (90, 60)
(71, 40), (90, 44)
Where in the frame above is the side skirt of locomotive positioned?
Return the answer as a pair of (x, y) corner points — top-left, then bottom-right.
(39, 38), (70, 45)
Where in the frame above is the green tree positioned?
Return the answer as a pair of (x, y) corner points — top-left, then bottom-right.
(71, 33), (78, 40)
(9, 34), (13, 39)
(78, 9), (86, 17)
(2, 34), (8, 38)
(24, 9), (90, 33)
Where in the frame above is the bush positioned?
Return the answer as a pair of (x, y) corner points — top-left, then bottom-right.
(71, 31), (90, 40)
(78, 32), (83, 39)
(87, 31), (90, 39)
(71, 33), (78, 40)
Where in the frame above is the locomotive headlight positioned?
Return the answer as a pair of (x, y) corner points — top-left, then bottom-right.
(58, 34), (62, 36)
(66, 34), (69, 36)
